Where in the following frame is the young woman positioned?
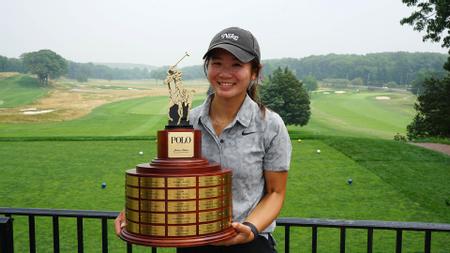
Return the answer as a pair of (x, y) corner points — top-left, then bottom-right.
(116, 27), (292, 253)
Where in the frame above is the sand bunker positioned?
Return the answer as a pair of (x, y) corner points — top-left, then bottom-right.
(335, 91), (346, 94)
(20, 108), (38, 112)
(376, 96), (391, 100)
(23, 109), (55, 115)
(70, 88), (102, 93)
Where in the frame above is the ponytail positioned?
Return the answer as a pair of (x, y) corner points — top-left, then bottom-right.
(247, 60), (266, 117)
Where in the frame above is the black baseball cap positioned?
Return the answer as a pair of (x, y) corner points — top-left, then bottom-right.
(203, 27), (261, 63)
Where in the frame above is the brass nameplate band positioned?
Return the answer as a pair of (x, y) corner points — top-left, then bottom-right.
(125, 173), (233, 237)
(126, 218), (231, 237)
(126, 175), (230, 188)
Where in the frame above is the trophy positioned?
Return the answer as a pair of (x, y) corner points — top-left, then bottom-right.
(120, 53), (236, 247)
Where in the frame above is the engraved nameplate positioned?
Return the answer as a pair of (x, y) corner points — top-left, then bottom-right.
(168, 132), (194, 158)
(168, 188), (196, 200)
(167, 213), (197, 224)
(140, 177), (165, 188)
(167, 177), (196, 188)
(168, 225), (197, 236)
(141, 223), (166, 236)
(199, 198), (221, 210)
(167, 200), (196, 212)
(199, 221), (223, 235)
(140, 188), (166, 200)
(126, 175), (139, 187)
(198, 175), (223, 187)
(199, 187), (222, 198)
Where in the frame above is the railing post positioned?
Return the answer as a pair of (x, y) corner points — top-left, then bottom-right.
(284, 225), (290, 253)
(101, 218), (108, 253)
(0, 217), (14, 253)
(424, 231), (431, 253)
(53, 216), (60, 253)
(312, 226), (317, 253)
(367, 228), (373, 253)
(340, 227), (346, 253)
(28, 215), (36, 253)
(77, 217), (84, 253)
(396, 229), (402, 253)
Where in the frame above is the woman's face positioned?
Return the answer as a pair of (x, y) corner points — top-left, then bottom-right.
(207, 49), (256, 101)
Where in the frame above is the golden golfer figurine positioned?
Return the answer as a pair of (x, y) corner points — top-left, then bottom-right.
(164, 52), (193, 127)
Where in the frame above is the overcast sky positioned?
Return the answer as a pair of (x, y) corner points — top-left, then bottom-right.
(2, 0), (447, 67)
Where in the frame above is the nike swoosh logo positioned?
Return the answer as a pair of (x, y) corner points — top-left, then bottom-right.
(242, 131), (256, 136)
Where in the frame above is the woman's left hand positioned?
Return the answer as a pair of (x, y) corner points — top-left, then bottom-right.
(211, 222), (255, 246)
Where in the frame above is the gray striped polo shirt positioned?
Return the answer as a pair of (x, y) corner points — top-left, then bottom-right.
(189, 94), (292, 233)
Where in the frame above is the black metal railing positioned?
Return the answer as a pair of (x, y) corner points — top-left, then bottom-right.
(1, 217), (14, 253)
(0, 208), (156, 253)
(277, 217), (450, 253)
(1, 208), (450, 253)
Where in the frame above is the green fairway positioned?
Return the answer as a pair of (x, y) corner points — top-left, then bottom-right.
(1, 138), (449, 252)
(0, 96), (205, 137)
(292, 90), (416, 139)
(0, 75), (50, 108)
(1, 89), (415, 140)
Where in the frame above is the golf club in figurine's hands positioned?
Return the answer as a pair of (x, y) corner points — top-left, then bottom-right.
(119, 53), (236, 247)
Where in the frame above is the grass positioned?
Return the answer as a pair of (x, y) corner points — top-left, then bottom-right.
(275, 136), (450, 252)
(0, 138), (449, 252)
(1, 83), (449, 251)
(291, 90), (416, 139)
(0, 75), (50, 108)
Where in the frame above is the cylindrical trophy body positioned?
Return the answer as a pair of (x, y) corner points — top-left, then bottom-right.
(121, 129), (235, 247)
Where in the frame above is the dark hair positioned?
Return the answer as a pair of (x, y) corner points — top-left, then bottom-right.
(203, 55), (266, 116)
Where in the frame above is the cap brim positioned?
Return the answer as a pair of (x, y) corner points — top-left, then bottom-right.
(203, 43), (255, 63)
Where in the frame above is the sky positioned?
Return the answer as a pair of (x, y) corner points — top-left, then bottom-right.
(1, 0), (447, 67)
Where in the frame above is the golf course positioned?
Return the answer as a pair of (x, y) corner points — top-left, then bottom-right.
(0, 74), (449, 252)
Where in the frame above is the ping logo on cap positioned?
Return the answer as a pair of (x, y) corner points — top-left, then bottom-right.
(221, 33), (239, 41)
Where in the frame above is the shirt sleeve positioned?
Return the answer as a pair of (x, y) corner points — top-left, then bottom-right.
(263, 112), (292, 172)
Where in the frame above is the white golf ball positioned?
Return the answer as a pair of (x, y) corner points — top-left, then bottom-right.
(316, 149), (321, 154)
(139, 151), (144, 155)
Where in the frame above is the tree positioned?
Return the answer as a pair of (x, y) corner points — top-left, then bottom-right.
(302, 75), (318, 92)
(261, 67), (311, 126)
(406, 76), (450, 138)
(150, 67), (169, 80)
(351, 77), (365, 86)
(400, 0), (450, 70)
(401, 0), (450, 138)
(21, 49), (67, 85)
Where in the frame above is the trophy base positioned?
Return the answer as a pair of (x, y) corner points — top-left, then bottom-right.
(120, 227), (237, 248)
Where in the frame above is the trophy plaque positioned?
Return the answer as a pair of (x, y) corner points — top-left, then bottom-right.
(120, 53), (236, 247)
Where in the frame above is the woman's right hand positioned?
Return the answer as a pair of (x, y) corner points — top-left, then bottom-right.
(114, 211), (126, 236)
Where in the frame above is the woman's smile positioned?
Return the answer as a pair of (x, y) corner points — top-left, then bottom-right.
(207, 48), (256, 101)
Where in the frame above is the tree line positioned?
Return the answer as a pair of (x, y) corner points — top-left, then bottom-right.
(1, 52), (447, 86)
(262, 52), (447, 86)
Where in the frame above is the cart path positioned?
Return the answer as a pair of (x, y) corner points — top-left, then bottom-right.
(410, 142), (450, 156)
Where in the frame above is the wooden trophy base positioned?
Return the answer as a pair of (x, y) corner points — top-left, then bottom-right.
(121, 128), (236, 247)
(120, 226), (236, 248)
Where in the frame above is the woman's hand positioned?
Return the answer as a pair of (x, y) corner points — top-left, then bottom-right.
(211, 222), (255, 246)
(114, 211), (126, 236)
